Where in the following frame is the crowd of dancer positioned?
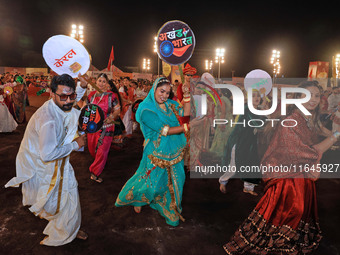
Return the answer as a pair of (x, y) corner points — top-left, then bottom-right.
(191, 79), (340, 254)
(0, 73), (29, 131)
(2, 64), (340, 253)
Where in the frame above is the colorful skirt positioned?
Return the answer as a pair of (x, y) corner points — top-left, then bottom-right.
(115, 152), (185, 227)
(224, 178), (322, 254)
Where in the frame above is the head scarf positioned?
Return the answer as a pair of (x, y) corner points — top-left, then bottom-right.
(136, 77), (186, 161)
(136, 77), (178, 126)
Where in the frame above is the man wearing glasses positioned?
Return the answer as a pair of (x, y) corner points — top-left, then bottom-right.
(5, 73), (88, 246)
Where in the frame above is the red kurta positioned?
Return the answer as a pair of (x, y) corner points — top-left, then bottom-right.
(119, 90), (129, 119)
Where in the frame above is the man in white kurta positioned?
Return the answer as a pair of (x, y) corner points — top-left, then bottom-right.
(5, 74), (87, 246)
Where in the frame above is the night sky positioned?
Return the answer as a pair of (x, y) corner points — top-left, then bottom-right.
(0, 0), (339, 77)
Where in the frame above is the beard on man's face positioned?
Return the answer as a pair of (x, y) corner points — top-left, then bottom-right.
(56, 102), (74, 112)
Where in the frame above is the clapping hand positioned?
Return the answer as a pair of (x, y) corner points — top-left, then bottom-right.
(78, 73), (88, 89)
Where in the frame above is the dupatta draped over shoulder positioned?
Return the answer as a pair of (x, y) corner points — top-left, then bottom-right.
(115, 78), (187, 226)
(135, 78), (187, 164)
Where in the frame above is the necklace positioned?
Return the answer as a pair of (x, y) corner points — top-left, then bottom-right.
(302, 115), (313, 130)
(91, 93), (105, 105)
(159, 103), (167, 111)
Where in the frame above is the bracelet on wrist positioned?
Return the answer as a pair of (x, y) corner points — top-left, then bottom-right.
(332, 131), (340, 141)
(161, 125), (170, 136)
(183, 123), (189, 133)
(183, 97), (191, 103)
(182, 86), (189, 93)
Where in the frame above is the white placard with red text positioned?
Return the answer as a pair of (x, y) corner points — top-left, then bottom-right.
(42, 35), (91, 78)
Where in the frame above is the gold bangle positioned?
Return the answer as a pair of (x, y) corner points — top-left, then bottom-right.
(331, 131), (340, 142)
(161, 125), (170, 136)
(183, 97), (190, 103)
(330, 135), (337, 143)
(182, 86), (189, 93)
(333, 131), (340, 139)
(183, 123), (189, 132)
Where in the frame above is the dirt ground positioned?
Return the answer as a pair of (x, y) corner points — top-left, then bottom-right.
(0, 95), (339, 255)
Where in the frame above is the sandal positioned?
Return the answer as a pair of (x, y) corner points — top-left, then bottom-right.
(91, 174), (103, 183)
(76, 230), (88, 240)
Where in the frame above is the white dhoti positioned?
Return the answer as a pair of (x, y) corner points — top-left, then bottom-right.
(25, 156), (80, 245)
(0, 99), (18, 132)
(5, 98), (83, 246)
(123, 105), (133, 135)
(6, 155), (81, 246)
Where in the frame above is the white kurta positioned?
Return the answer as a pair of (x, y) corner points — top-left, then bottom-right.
(123, 105), (133, 135)
(5, 85), (85, 246)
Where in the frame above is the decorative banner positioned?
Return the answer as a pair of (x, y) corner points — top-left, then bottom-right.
(244, 69), (272, 97)
(170, 64), (184, 84)
(26, 67), (48, 76)
(4, 67), (25, 74)
(42, 35), (91, 78)
(308, 62), (318, 80)
(78, 104), (105, 133)
(156, 20), (195, 66)
(308, 61), (329, 90)
(162, 61), (171, 77)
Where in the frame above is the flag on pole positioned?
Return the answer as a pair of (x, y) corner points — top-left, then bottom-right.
(107, 46), (114, 71)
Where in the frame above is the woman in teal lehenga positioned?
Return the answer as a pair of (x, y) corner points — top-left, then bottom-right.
(115, 77), (190, 226)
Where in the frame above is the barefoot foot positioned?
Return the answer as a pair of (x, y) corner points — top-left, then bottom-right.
(220, 183), (227, 193)
(76, 230), (88, 240)
(134, 206), (142, 213)
(243, 188), (258, 196)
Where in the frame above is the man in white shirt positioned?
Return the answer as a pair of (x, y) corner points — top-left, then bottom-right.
(5, 74), (88, 246)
